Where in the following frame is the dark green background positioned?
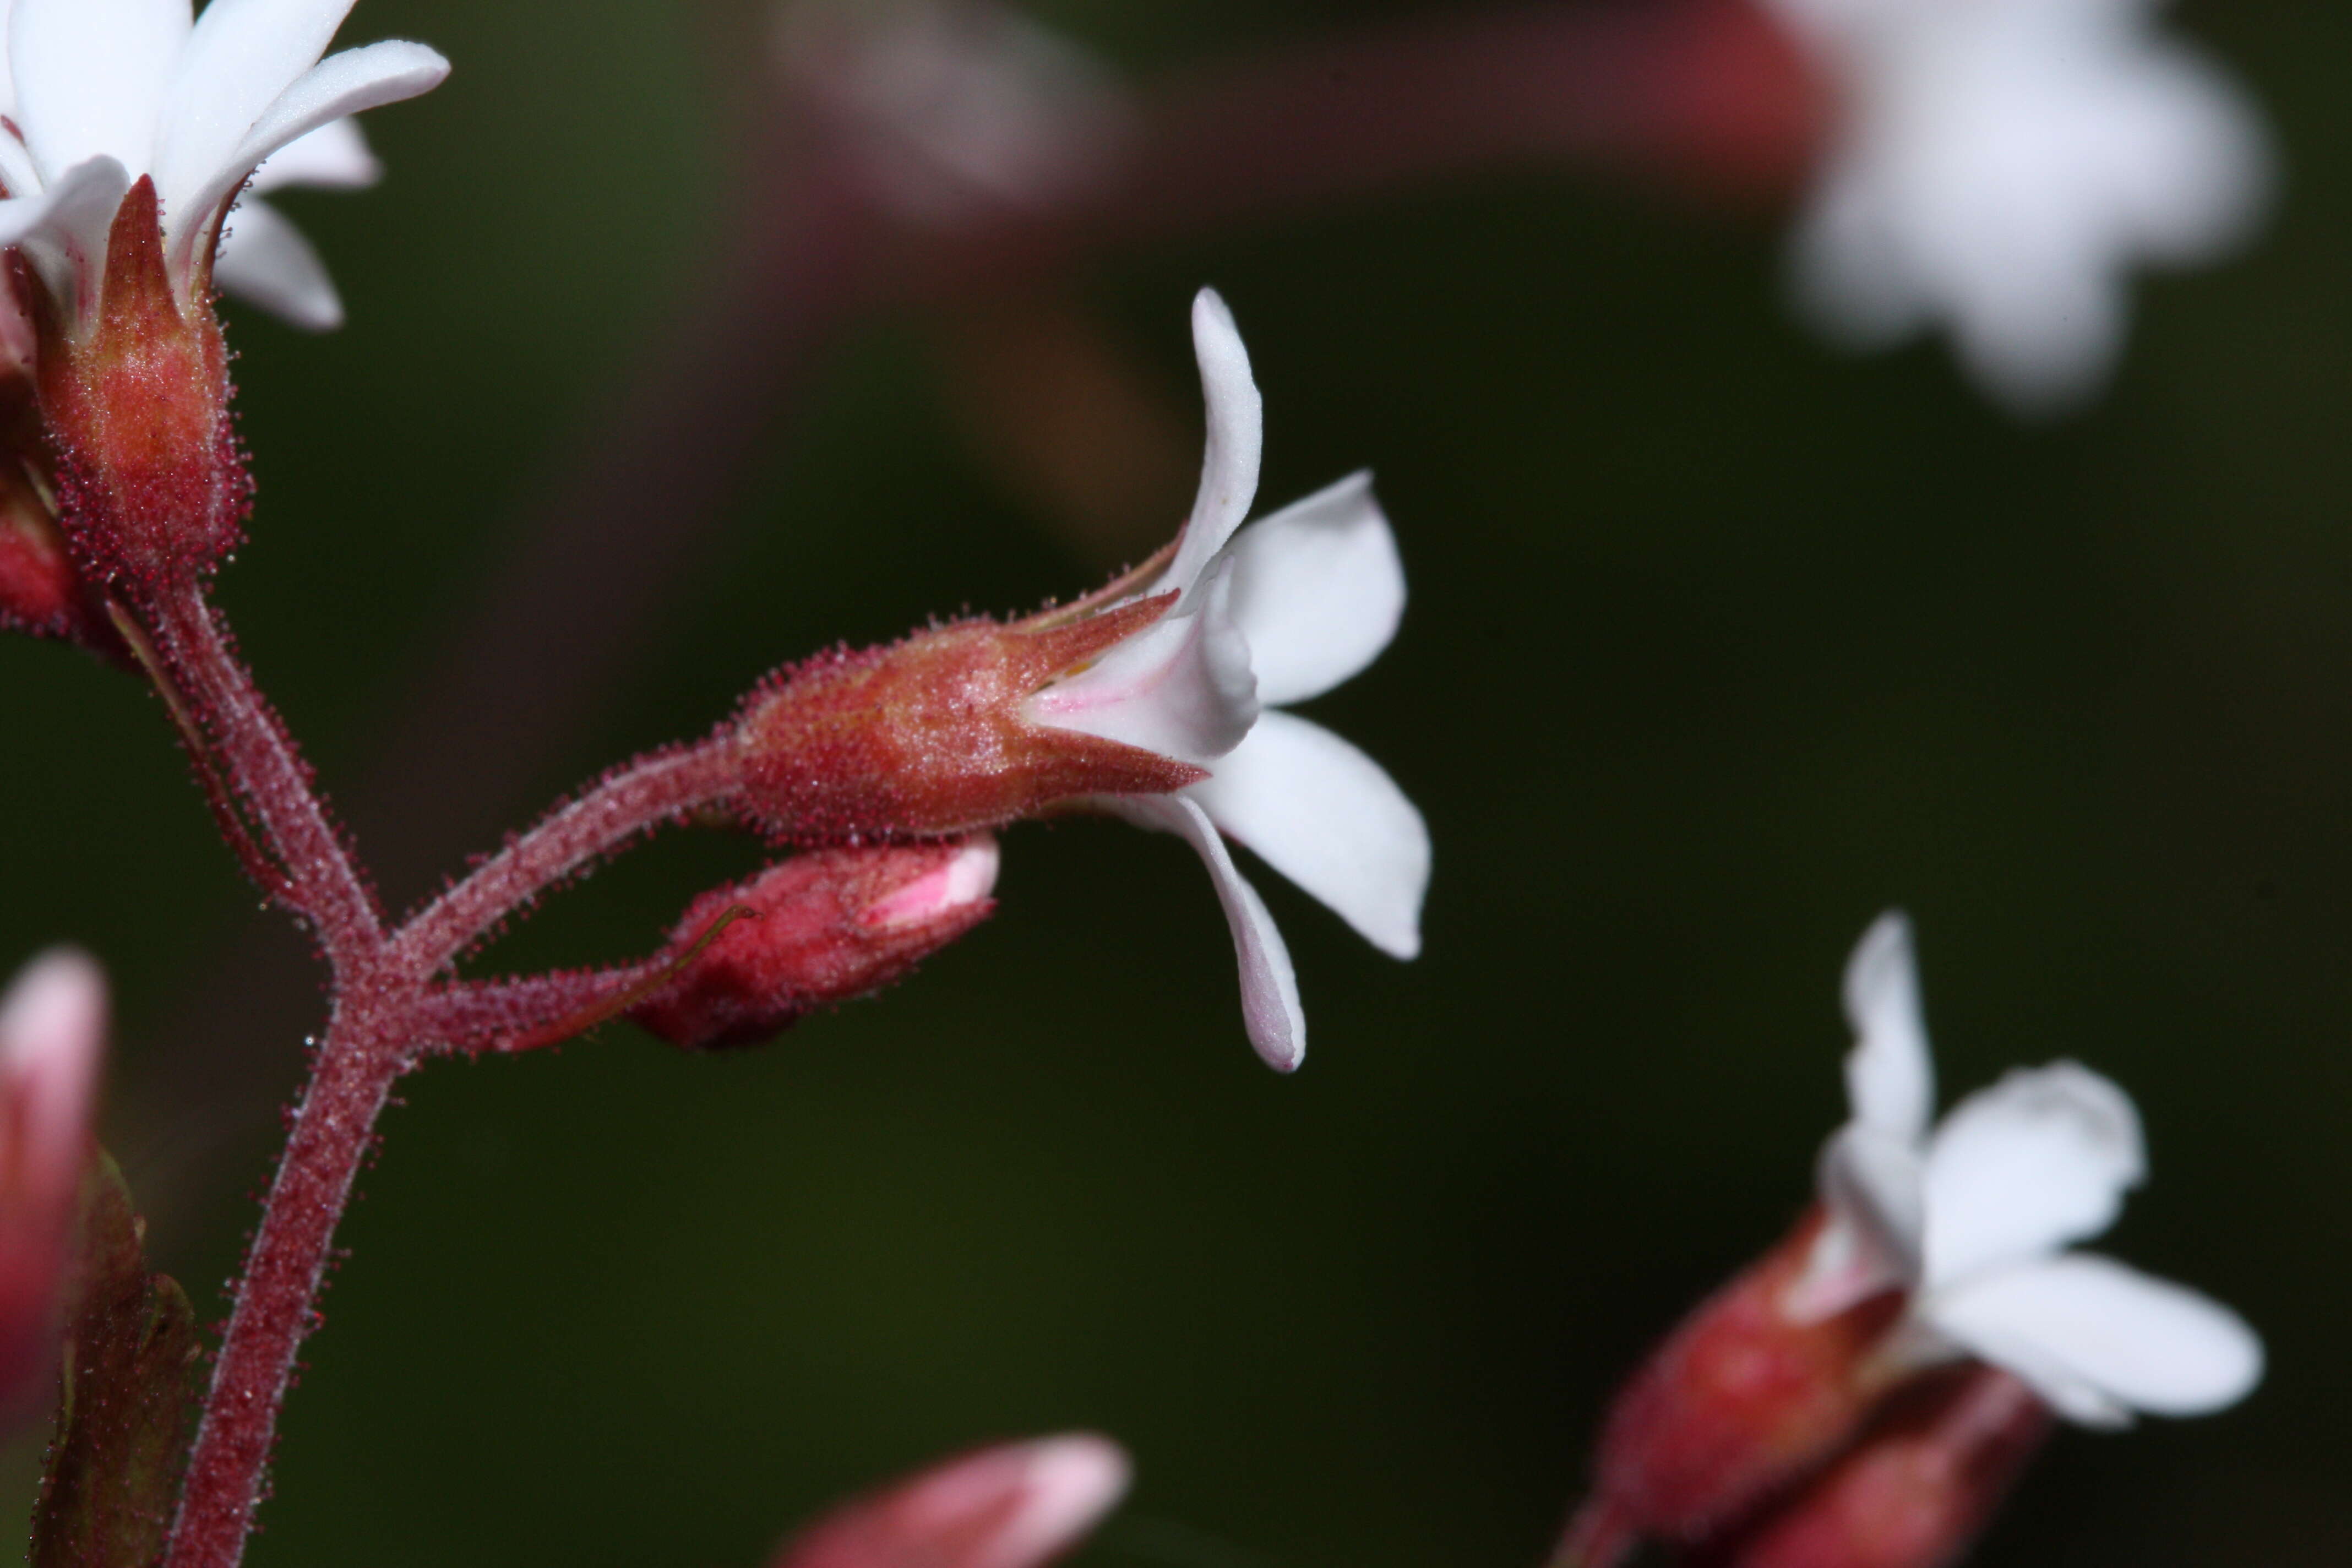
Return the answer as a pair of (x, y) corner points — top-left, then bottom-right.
(1, 2), (2342, 1563)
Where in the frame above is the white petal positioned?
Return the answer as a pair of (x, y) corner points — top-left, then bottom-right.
(1839, 911), (1935, 1143)
(247, 115), (377, 193)
(1155, 288), (1262, 606)
(168, 38), (448, 274)
(1922, 1061), (2145, 1289)
(1102, 795), (1305, 1072)
(1925, 1253), (2263, 1425)
(1222, 471), (1404, 707)
(151, 0), (358, 220)
(1811, 1123), (1926, 1300)
(0, 155), (132, 322)
(1190, 710), (1427, 960)
(9, 0), (187, 186)
(213, 195), (341, 329)
(1023, 557), (1257, 767)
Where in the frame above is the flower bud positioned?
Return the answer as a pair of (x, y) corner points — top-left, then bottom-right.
(1559, 1207), (1907, 1567)
(0, 950), (106, 1410)
(774, 1435), (1131, 1568)
(28, 179), (248, 587)
(732, 596), (1205, 844)
(1692, 1368), (2052, 1568)
(631, 837), (1002, 1049)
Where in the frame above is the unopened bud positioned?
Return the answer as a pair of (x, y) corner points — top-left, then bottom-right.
(1559, 1208), (1906, 1567)
(733, 597), (1203, 844)
(0, 950), (105, 1409)
(0, 458), (124, 658)
(774, 1435), (1131, 1568)
(1692, 1368), (2052, 1568)
(632, 837), (1002, 1049)
(30, 179), (247, 586)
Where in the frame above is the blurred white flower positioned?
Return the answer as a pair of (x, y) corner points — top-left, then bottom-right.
(774, 0), (1131, 227)
(1765, 0), (2274, 413)
(775, 1435), (1130, 1568)
(1025, 290), (1430, 1072)
(1794, 912), (2263, 1426)
(0, 0), (448, 335)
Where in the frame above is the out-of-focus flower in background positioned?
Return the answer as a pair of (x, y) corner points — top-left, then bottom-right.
(773, 0), (1132, 228)
(1557, 912), (2260, 1568)
(1803, 911), (2262, 1425)
(0, 948), (104, 1412)
(772, 1435), (1130, 1568)
(1761, 0), (2274, 413)
(0, 0), (448, 337)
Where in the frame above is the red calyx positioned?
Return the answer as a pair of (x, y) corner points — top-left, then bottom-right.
(733, 594), (1204, 844)
(31, 178), (248, 589)
(631, 840), (999, 1049)
(1561, 1207), (1908, 1566)
(1690, 1368), (2053, 1568)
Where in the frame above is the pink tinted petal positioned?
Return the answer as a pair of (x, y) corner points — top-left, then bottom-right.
(1105, 794), (1305, 1071)
(1191, 710), (1427, 960)
(1155, 288), (1262, 605)
(1921, 1061), (2143, 1289)
(247, 115), (377, 193)
(777, 1436), (1131, 1568)
(863, 836), (1001, 930)
(213, 195), (341, 328)
(1023, 558), (1257, 767)
(1924, 1253), (2262, 1426)
(1798, 1124), (1925, 1319)
(1222, 471), (1404, 707)
(0, 949), (104, 1204)
(1839, 911), (1935, 1144)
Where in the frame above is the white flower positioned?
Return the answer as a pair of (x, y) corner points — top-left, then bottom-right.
(1023, 290), (1430, 1072)
(0, 0), (448, 336)
(1766, 0), (2273, 413)
(1795, 912), (2263, 1427)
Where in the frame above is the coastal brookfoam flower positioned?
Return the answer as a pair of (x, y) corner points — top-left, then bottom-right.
(0, 0), (449, 336)
(731, 289), (1427, 1073)
(1763, 0), (2273, 413)
(1022, 290), (1429, 1072)
(1797, 912), (2264, 1426)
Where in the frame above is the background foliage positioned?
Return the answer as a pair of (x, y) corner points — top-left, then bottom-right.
(1, 1), (2343, 1564)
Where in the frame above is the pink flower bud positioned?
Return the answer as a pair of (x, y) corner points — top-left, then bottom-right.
(632, 838), (1001, 1049)
(1559, 1208), (1907, 1567)
(29, 179), (249, 587)
(0, 950), (106, 1408)
(1692, 1368), (2052, 1568)
(774, 1435), (1131, 1568)
(733, 595), (1206, 843)
(0, 465), (124, 658)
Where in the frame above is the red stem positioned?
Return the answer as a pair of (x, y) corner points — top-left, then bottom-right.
(143, 583), (384, 974)
(137, 587), (748, 1568)
(163, 1003), (406, 1568)
(393, 737), (743, 976)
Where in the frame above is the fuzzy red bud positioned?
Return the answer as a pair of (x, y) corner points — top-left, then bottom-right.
(1559, 1208), (1908, 1567)
(774, 1436), (1131, 1568)
(631, 837), (1002, 1049)
(732, 597), (1202, 844)
(29, 180), (247, 587)
(0, 950), (106, 1411)
(1692, 1368), (2052, 1568)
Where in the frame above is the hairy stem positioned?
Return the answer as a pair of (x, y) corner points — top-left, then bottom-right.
(394, 737), (743, 976)
(164, 1004), (407, 1568)
(143, 581), (384, 973)
(148, 588), (747, 1567)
